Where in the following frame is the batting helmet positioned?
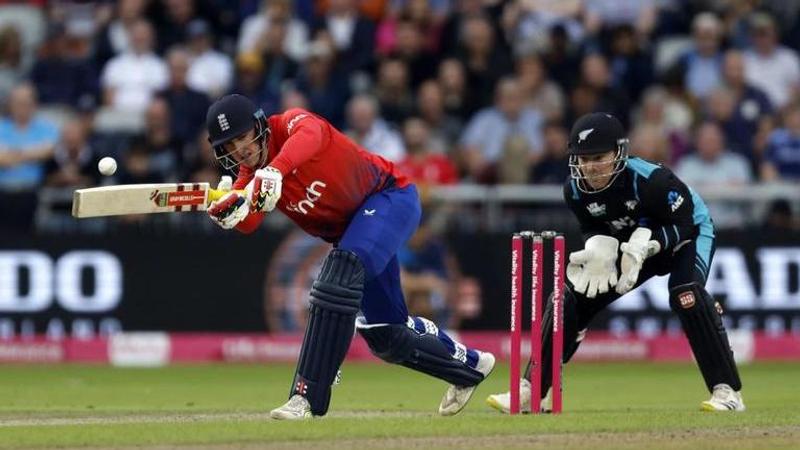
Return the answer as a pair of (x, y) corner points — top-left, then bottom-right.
(206, 94), (269, 172)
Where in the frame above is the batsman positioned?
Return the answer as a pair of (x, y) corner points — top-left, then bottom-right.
(204, 94), (495, 419)
(488, 112), (744, 413)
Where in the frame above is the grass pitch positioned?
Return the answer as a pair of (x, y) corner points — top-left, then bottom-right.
(0, 362), (798, 449)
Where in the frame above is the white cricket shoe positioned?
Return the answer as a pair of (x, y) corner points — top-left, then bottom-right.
(486, 379), (554, 414)
(270, 394), (313, 420)
(438, 351), (496, 416)
(701, 384), (745, 412)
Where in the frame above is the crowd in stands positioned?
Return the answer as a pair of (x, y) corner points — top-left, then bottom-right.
(1, 0), (800, 232)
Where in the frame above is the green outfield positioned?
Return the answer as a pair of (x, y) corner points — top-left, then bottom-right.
(0, 362), (798, 449)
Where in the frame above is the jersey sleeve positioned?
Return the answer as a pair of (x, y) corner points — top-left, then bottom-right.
(268, 109), (326, 176)
(231, 164), (265, 234)
(640, 168), (697, 252)
(563, 181), (607, 241)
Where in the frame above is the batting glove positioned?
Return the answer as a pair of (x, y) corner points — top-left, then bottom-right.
(616, 227), (661, 295)
(246, 166), (282, 212)
(566, 235), (619, 299)
(207, 176), (249, 229)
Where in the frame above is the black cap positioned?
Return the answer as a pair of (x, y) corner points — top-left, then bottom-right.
(206, 94), (257, 148)
(568, 112), (625, 155)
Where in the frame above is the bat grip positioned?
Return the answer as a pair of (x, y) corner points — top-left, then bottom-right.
(207, 189), (245, 204)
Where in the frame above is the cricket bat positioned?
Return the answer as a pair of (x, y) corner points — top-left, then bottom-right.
(72, 183), (240, 218)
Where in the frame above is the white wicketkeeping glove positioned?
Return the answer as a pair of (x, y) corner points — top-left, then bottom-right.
(246, 166), (282, 212)
(207, 176), (249, 229)
(616, 227), (661, 295)
(566, 235), (620, 299)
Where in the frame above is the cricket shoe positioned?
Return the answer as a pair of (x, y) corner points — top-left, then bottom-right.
(485, 380), (554, 414)
(270, 394), (313, 420)
(438, 351), (496, 416)
(701, 384), (745, 412)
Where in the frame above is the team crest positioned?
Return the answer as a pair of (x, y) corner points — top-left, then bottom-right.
(678, 292), (696, 309)
(587, 202), (606, 217)
(625, 200), (638, 211)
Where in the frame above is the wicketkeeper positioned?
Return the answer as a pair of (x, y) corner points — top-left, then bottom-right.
(488, 112), (744, 413)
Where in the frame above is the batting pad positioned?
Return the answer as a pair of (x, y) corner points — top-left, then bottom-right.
(292, 249), (364, 416)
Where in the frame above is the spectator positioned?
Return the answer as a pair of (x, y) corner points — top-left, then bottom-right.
(377, 0), (445, 56)
(158, 47), (211, 145)
(629, 123), (669, 164)
(580, 52), (631, 128)
(437, 57), (477, 120)
(373, 57), (414, 125)
(185, 130), (220, 184)
(116, 136), (160, 185)
(607, 24), (654, 103)
(583, 0), (657, 38)
(456, 14), (513, 110)
(346, 94), (405, 162)
(720, 49), (774, 161)
(459, 77), (544, 183)
(43, 118), (97, 189)
(238, 0), (309, 63)
(396, 117), (458, 185)
(387, 18), (438, 89)
(540, 23), (581, 92)
(515, 52), (565, 120)
(677, 12), (724, 101)
(93, 0), (148, 67)
(141, 98), (180, 181)
(529, 120), (569, 184)
(439, 0), (488, 57)
(704, 86), (761, 163)
(762, 104), (800, 181)
(294, 38), (350, 128)
(154, 0), (199, 53)
(415, 79), (462, 153)
(100, 19), (168, 114)
(676, 122), (753, 227)
(30, 23), (97, 108)
(312, 0), (376, 75)
(185, 20), (233, 99)
(743, 12), (800, 109)
(0, 26), (29, 103)
(634, 86), (690, 163)
(230, 52), (270, 111)
(0, 83), (59, 230)
(501, 0), (583, 55)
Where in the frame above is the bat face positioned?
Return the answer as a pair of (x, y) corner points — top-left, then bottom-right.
(72, 183), (212, 218)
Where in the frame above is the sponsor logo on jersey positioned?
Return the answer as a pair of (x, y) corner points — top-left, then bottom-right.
(609, 216), (637, 230)
(587, 202), (606, 216)
(625, 200), (638, 211)
(668, 190), (684, 212)
(287, 114), (308, 134)
(578, 128), (594, 143)
(287, 180), (326, 215)
(217, 114), (230, 132)
(678, 291), (695, 309)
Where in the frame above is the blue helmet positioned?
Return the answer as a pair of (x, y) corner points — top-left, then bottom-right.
(205, 94), (269, 172)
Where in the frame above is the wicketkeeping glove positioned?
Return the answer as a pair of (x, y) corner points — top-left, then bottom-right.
(246, 166), (282, 212)
(207, 176), (249, 229)
(616, 227), (661, 295)
(566, 235), (620, 299)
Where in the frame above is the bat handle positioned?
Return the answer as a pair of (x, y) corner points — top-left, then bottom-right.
(207, 189), (245, 204)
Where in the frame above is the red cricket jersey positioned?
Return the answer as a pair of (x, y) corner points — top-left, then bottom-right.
(232, 108), (409, 242)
